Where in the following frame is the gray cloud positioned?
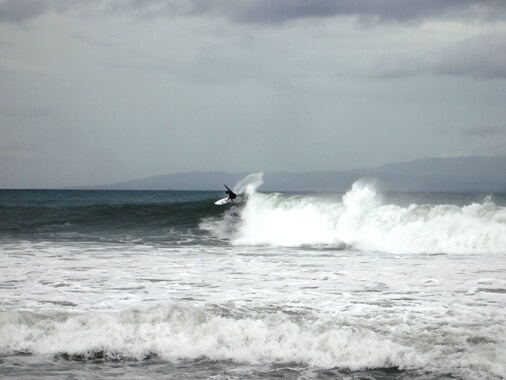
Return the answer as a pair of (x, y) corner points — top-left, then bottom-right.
(1, 0), (505, 188)
(104, 1), (506, 82)
(110, 0), (506, 24)
(463, 126), (506, 137)
(373, 33), (506, 80)
(0, 0), (50, 23)
(0, 0), (98, 23)
(434, 34), (506, 80)
(0, 144), (43, 160)
(461, 126), (506, 157)
(230, 0), (506, 24)
(3, 0), (505, 25)
(1, 107), (50, 120)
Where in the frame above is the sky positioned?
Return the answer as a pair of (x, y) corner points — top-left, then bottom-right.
(1, 0), (505, 188)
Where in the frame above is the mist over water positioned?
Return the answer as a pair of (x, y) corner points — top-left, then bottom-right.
(1, 178), (505, 379)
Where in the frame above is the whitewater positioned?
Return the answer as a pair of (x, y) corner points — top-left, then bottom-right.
(1, 174), (505, 379)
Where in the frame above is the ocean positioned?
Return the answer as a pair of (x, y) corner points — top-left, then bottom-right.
(1, 173), (505, 379)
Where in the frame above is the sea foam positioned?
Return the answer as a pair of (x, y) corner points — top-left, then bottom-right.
(227, 181), (506, 253)
(1, 304), (504, 379)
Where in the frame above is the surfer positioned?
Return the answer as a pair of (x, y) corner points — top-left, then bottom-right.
(224, 184), (237, 202)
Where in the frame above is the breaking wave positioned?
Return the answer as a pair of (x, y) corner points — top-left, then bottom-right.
(204, 178), (506, 254)
(1, 304), (504, 379)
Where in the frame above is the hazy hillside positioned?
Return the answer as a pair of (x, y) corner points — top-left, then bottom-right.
(90, 156), (506, 192)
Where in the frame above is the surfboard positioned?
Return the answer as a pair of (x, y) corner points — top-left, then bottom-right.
(214, 197), (231, 205)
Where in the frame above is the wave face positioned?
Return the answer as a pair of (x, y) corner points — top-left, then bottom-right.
(0, 190), (223, 245)
(203, 180), (506, 254)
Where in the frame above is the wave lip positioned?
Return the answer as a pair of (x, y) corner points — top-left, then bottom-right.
(229, 182), (506, 254)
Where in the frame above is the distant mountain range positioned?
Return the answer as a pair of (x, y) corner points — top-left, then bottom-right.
(89, 156), (506, 192)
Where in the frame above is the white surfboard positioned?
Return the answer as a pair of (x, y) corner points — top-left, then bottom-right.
(214, 197), (231, 205)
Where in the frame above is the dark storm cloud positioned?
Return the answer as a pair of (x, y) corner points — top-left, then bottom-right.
(2, 0), (505, 24)
(0, 0), (50, 22)
(110, 0), (506, 24)
(0, 0), (97, 23)
(222, 0), (506, 24)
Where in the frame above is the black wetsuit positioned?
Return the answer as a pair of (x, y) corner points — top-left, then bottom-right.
(224, 185), (237, 202)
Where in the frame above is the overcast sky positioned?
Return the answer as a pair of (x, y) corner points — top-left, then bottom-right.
(1, 0), (505, 188)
